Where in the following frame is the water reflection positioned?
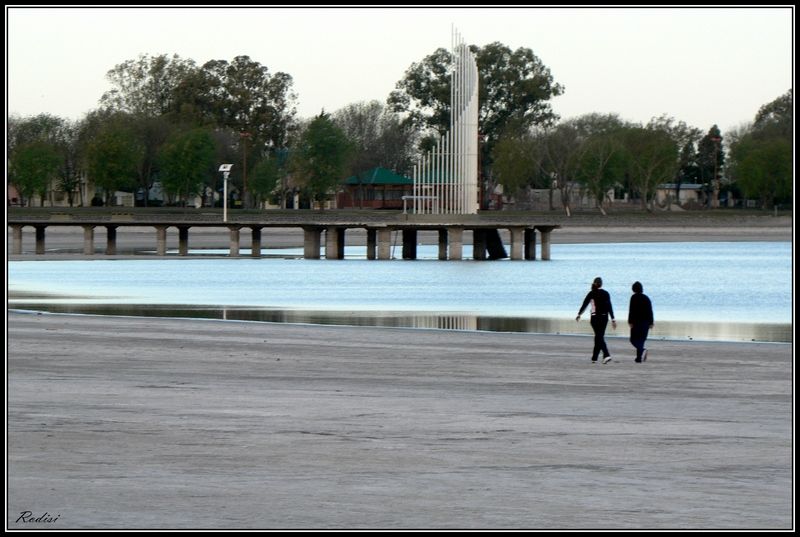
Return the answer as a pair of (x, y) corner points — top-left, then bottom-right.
(10, 302), (791, 343)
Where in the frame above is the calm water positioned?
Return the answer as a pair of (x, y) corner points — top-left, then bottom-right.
(8, 242), (792, 343)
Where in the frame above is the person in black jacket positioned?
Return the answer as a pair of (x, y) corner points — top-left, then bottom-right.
(628, 281), (654, 363)
(576, 277), (616, 364)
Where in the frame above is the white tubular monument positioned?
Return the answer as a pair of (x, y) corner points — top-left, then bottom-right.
(413, 29), (479, 215)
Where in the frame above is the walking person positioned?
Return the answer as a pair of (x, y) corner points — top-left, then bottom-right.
(628, 281), (654, 363)
(576, 277), (617, 364)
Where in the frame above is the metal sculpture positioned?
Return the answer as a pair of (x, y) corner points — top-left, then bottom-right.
(413, 28), (479, 215)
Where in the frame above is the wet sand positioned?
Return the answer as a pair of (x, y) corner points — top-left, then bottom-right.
(6, 312), (793, 529)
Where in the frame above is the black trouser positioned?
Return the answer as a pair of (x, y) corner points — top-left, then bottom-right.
(590, 314), (610, 361)
(630, 322), (650, 360)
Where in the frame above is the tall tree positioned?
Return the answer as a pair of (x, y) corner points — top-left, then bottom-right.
(85, 114), (142, 204)
(333, 100), (416, 176)
(621, 127), (679, 211)
(10, 141), (62, 206)
(101, 53), (197, 117)
(731, 137), (791, 209)
(388, 41), (563, 184)
(294, 112), (353, 208)
(574, 133), (627, 215)
(752, 89), (792, 141)
(158, 128), (216, 206)
(491, 129), (542, 198)
(697, 125), (725, 208)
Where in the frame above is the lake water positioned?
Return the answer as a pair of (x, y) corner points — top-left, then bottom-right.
(8, 241), (792, 343)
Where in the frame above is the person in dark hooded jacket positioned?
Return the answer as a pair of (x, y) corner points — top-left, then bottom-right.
(628, 281), (654, 362)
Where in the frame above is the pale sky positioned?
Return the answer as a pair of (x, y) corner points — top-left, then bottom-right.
(6, 6), (794, 135)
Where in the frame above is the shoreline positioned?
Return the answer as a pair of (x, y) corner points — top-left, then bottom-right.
(7, 311), (793, 529)
(6, 304), (792, 344)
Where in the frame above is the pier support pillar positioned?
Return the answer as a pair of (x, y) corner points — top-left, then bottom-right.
(250, 227), (262, 258)
(82, 225), (95, 255)
(524, 229), (537, 260)
(228, 226), (241, 257)
(35, 225), (46, 255)
(402, 229), (417, 260)
(473, 229), (487, 260)
(510, 227), (525, 260)
(377, 229), (392, 260)
(105, 225), (118, 255)
(156, 226), (168, 256)
(366, 229), (377, 260)
(539, 228), (552, 261)
(178, 226), (190, 256)
(325, 227), (345, 259)
(438, 229), (448, 260)
(448, 227), (463, 260)
(11, 225), (23, 255)
(303, 227), (322, 259)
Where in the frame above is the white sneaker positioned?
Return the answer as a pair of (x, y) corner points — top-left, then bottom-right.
(602, 356), (613, 364)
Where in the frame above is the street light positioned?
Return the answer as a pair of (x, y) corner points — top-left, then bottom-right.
(219, 164), (233, 222)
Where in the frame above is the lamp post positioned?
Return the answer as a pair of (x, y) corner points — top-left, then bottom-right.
(219, 164), (233, 222)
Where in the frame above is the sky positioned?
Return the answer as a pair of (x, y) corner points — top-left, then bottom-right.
(6, 6), (794, 135)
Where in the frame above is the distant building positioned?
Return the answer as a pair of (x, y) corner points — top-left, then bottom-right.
(655, 183), (705, 206)
(337, 167), (413, 209)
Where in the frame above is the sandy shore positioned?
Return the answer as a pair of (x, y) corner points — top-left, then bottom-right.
(6, 312), (792, 529)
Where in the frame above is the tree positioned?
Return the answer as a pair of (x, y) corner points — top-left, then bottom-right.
(535, 123), (582, 215)
(333, 100), (416, 176)
(753, 89), (792, 141)
(159, 128), (216, 206)
(294, 112), (353, 208)
(85, 115), (142, 204)
(10, 141), (62, 206)
(732, 137), (791, 209)
(249, 156), (282, 207)
(621, 127), (678, 211)
(574, 134), (627, 215)
(674, 140), (700, 203)
(491, 129), (542, 198)
(101, 54), (197, 117)
(388, 42), (564, 181)
(697, 125), (725, 208)
(727, 90), (792, 209)
(8, 113), (83, 206)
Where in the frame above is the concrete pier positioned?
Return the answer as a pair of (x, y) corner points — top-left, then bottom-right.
(228, 226), (240, 257)
(7, 213), (561, 262)
(106, 225), (118, 255)
(250, 227), (262, 258)
(11, 225), (23, 255)
(156, 226), (168, 256)
(304, 227), (322, 260)
(377, 229), (392, 260)
(448, 227), (464, 260)
(402, 229), (417, 260)
(82, 225), (94, 255)
(34, 225), (46, 255)
(178, 226), (189, 256)
(366, 229), (377, 260)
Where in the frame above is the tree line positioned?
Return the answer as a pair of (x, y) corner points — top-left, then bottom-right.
(7, 48), (792, 212)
